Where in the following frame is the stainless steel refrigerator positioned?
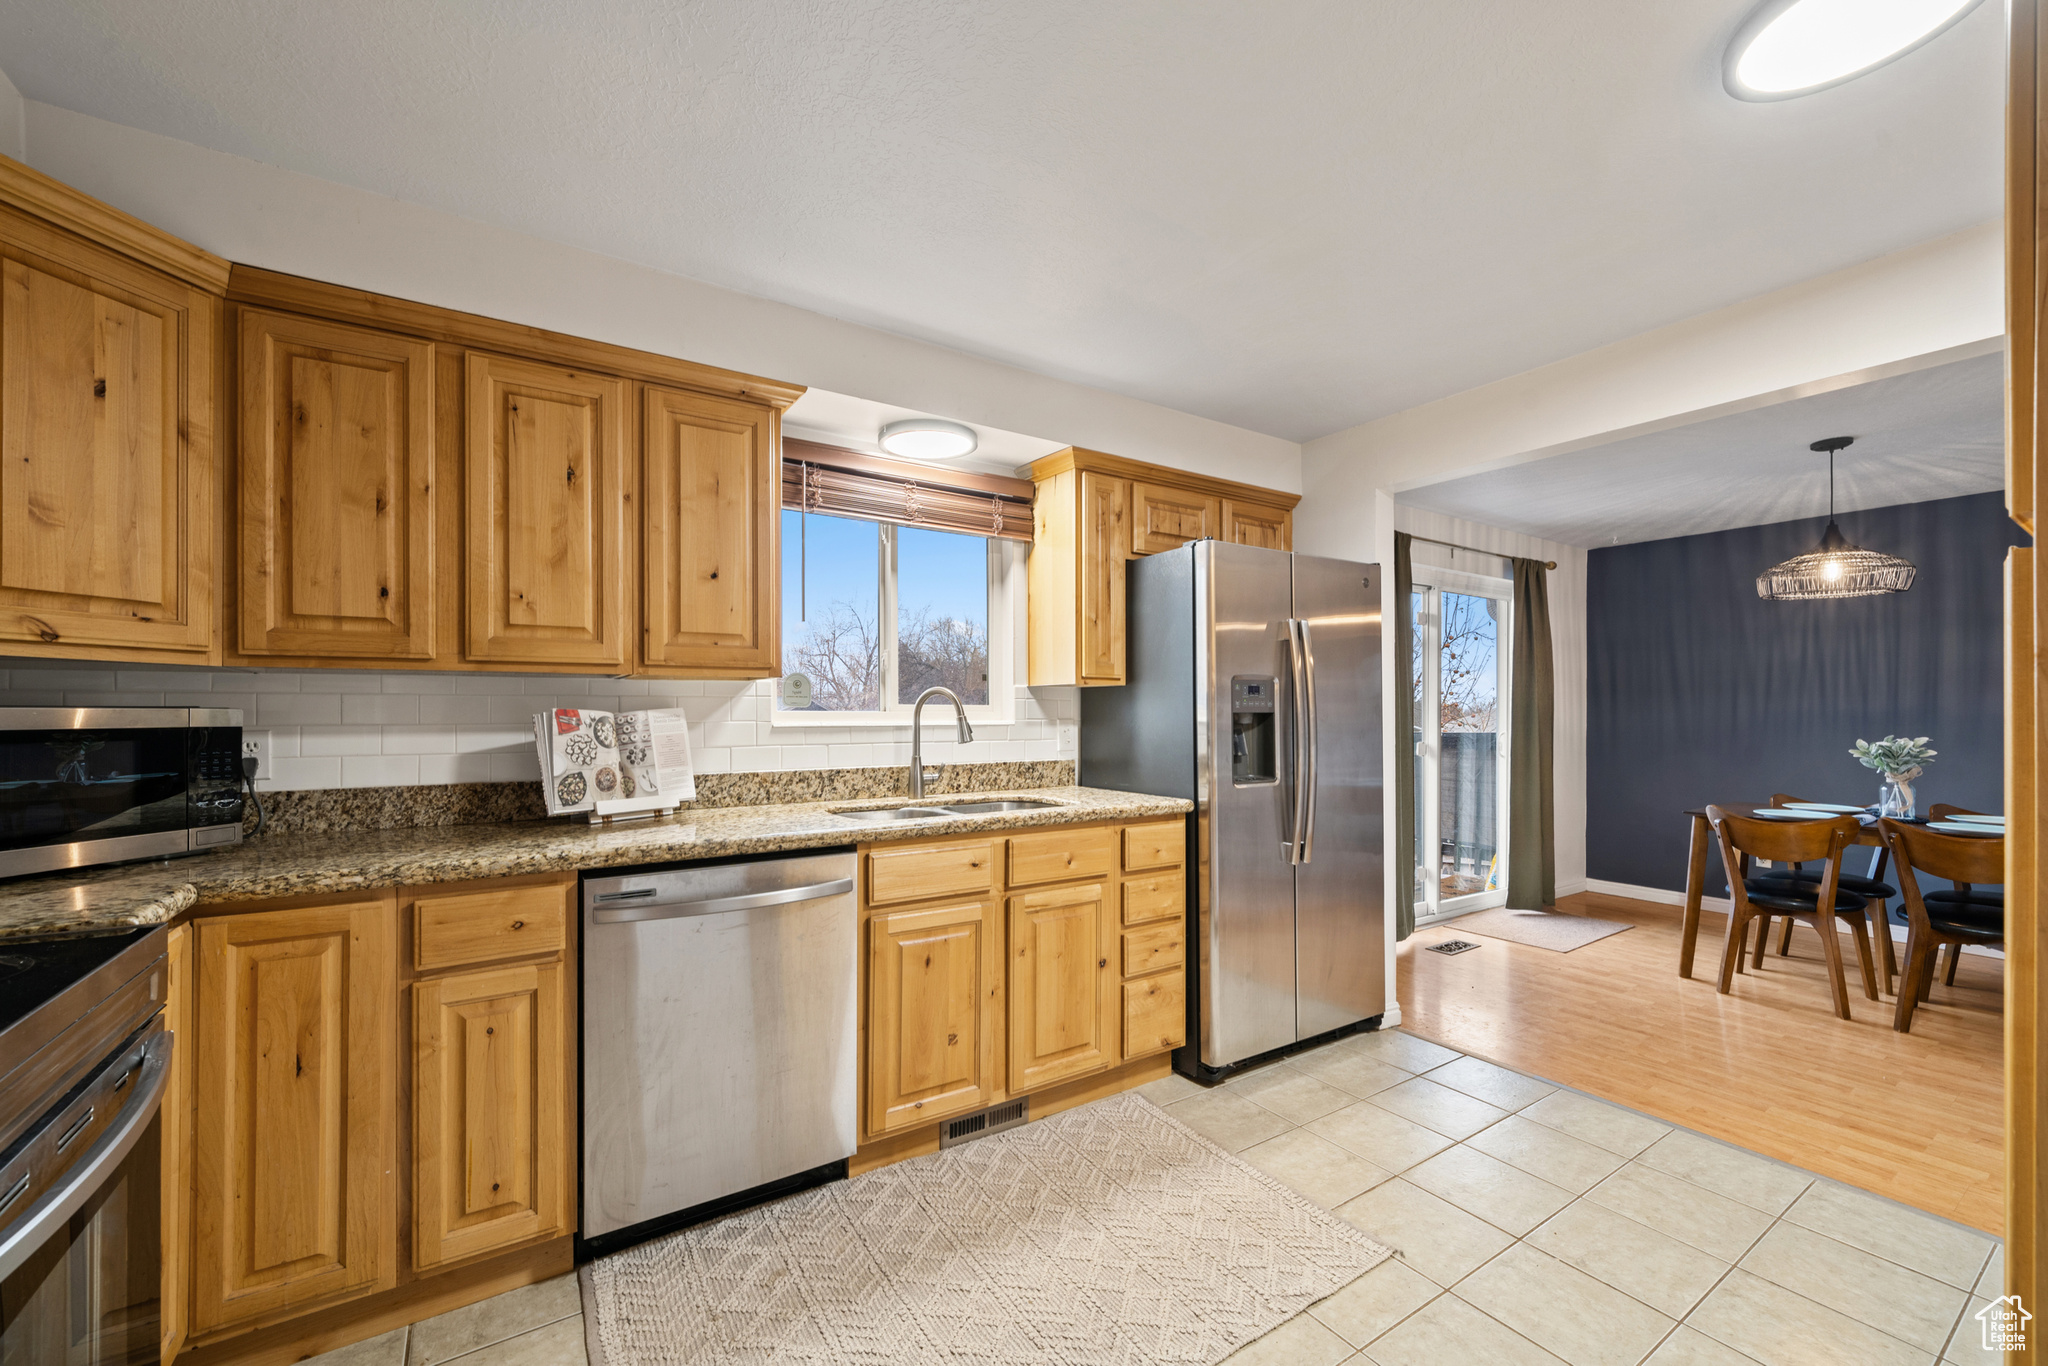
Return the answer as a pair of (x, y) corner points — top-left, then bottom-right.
(1081, 540), (1385, 1080)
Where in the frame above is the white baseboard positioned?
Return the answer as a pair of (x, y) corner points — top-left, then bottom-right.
(1554, 876), (1589, 898)
(1579, 879), (2003, 959)
(1380, 1003), (1403, 1029)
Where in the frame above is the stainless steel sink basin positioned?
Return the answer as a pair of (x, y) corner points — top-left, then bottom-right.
(936, 799), (1065, 815)
(829, 806), (951, 823)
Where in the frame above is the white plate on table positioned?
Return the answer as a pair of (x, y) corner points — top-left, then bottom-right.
(1947, 814), (2004, 826)
(1748, 808), (1828, 820)
(1784, 802), (1866, 813)
(1928, 822), (2003, 837)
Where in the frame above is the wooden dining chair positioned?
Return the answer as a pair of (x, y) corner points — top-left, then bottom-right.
(1758, 794), (1897, 993)
(1707, 806), (1878, 1020)
(1877, 819), (2004, 1033)
(1913, 806), (2004, 989)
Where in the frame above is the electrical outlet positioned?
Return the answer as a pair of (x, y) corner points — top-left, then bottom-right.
(1057, 724), (1076, 756)
(240, 732), (270, 779)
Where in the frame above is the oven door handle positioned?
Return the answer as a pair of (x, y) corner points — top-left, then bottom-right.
(0, 1029), (170, 1282)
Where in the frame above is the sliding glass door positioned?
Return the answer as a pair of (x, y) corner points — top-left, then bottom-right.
(1412, 564), (1512, 923)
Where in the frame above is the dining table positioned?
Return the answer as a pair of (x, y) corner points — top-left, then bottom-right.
(1676, 803), (1903, 982)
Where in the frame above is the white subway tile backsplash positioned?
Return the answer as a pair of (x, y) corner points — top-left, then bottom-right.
(0, 664), (1067, 791)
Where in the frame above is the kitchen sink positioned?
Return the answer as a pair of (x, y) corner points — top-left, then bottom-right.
(829, 806), (952, 823)
(934, 799), (1065, 814)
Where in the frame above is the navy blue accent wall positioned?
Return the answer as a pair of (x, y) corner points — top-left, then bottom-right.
(1587, 491), (2028, 896)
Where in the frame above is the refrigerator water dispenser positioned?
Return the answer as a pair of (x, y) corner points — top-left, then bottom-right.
(1230, 676), (1277, 783)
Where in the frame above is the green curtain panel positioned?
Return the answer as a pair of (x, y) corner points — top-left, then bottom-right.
(1393, 533), (1416, 940)
(1508, 556), (1556, 910)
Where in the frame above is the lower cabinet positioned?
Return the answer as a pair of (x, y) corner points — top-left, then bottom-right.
(160, 923), (192, 1366)
(189, 900), (400, 1336)
(865, 899), (998, 1135)
(178, 874), (575, 1352)
(860, 818), (1187, 1144)
(1006, 882), (1112, 1093)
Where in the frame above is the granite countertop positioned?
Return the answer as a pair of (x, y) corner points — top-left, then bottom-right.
(0, 786), (1191, 940)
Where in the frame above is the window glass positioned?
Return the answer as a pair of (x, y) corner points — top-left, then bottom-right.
(896, 527), (990, 705)
(780, 509), (881, 711)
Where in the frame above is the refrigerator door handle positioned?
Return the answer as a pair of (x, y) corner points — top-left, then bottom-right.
(1285, 618), (1311, 865)
(1299, 618), (1319, 864)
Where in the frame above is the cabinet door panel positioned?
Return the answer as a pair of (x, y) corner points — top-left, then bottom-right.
(161, 923), (191, 1366)
(1078, 472), (1127, 685)
(0, 245), (213, 653)
(642, 385), (778, 673)
(1222, 499), (1291, 551)
(866, 901), (993, 1136)
(1122, 971), (1187, 1061)
(1130, 482), (1220, 556)
(191, 901), (397, 1334)
(238, 309), (434, 658)
(414, 962), (568, 1269)
(1007, 882), (1111, 1093)
(465, 353), (627, 667)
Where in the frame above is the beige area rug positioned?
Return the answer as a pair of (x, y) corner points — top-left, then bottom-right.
(579, 1091), (1390, 1365)
(1450, 907), (1634, 952)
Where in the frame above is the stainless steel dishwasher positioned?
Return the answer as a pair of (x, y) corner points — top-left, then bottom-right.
(580, 848), (857, 1254)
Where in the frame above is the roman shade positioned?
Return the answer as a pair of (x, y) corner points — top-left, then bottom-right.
(783, 437), (1035, 542)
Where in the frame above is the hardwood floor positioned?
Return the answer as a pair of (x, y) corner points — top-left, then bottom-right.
(1400, 890), (2004, 1234)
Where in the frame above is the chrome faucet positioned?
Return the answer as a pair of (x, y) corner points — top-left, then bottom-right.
(909, 686), (974, 799)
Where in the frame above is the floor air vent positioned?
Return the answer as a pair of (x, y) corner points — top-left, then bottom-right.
(940, 1098), (1029, 1148)
(1426, 939), (1482, 955)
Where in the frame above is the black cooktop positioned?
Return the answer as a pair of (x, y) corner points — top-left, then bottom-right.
(0, 928), (155, 1037)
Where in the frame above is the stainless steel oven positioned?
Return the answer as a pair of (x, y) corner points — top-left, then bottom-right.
(0, 927), (170, 1365)
(0, 709), (244, 880)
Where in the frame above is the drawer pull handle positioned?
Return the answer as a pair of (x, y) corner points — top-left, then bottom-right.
(56, 1109), (94, 1152)
(0, 1174), (28, 1215)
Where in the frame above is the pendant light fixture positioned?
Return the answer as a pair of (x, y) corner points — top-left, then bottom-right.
(1755, 437), (1917, 600)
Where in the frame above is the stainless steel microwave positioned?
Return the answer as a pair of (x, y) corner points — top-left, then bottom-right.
(0, 708), (245, 880)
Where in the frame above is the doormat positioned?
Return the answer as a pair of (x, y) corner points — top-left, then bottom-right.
(579, 1092), (1391, 1365)
(1425, 939), (1483, 955)
(1452, 908), (1634, 953)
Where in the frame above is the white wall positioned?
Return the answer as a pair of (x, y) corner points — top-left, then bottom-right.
(0, 660), (1076, 792)
(19, 101), (1301, 492)
(0, 69), (21, 162)
(1294, 219), (2002, 558)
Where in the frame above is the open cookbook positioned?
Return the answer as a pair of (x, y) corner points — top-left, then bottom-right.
(532, 707), (697, 818)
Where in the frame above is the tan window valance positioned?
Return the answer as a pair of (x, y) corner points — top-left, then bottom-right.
(782, 437), (1035, 542)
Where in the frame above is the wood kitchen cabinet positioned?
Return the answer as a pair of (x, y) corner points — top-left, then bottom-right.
(857, 816), (1188, 1157)
(464, 352), (630, 670)
(1026, 448), (1297, 687)
(1006, 880), (1114, 1092)
(409, 879), (574, 1272)
(0, 156), (223, 662)
(235, 308), (436, 659)
(161, 922), (192, 1366)
(189, 899), (399, 1338)
(640, 384), (780, 675)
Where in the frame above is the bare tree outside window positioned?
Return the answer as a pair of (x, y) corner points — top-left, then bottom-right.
(897, 606), (990, 704)
(786, 602), (882, 711)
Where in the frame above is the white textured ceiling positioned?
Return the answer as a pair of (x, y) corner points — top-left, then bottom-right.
(0, 1), (2003, 441)
(1399, 350), (2007, 547)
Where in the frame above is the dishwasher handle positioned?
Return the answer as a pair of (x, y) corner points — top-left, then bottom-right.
(590, 877), (855, 923)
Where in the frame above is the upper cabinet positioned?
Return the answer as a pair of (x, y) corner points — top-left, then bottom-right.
(0, 155), (224, 662)
(1026, 448), (1298, 687)
(236, 308), (435, 659)
(640, 385), (779, 675)
(464, 353), (629, 670)
(222, 267), (804, 677)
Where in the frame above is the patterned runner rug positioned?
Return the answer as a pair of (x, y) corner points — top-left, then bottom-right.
(1450, 907), (1635, 952)
(580, 1091), (1390, 1365)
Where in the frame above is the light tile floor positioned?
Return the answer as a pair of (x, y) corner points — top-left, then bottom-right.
(300, 1027), (2001, 1366)
(1150, 1029), (2004, 1366)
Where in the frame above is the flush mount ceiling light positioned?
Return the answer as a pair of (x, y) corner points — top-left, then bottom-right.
(1756, 437), (1917, 600)
(878, 417), (978, 461)
(1724, 0), (1985, 101)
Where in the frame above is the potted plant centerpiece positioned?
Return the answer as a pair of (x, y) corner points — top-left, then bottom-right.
(1851, 735), (1936, 819)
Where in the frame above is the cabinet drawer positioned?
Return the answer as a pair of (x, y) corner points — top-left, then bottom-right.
(1122, 922), (1185, 978)
(1122, 972), (1187, 1061)
(866, 841), (996, 907)
(1007, 827), (1115, 887)
(415, 885), (567, 972)
(1122, 821), (1185, 871)
(1121, 873), (1185, 926)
